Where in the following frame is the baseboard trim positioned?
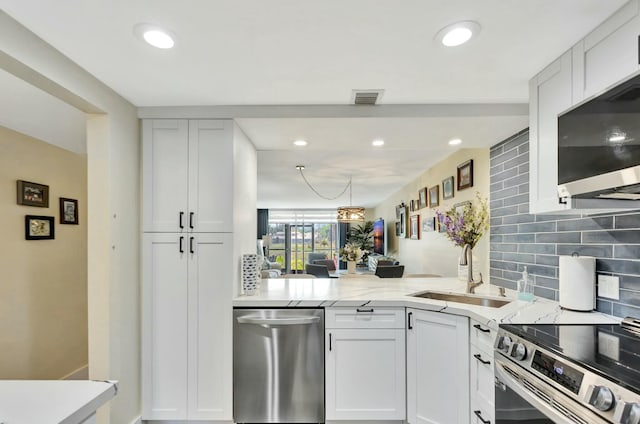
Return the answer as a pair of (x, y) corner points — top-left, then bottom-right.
(130, 416), (142, 424)
(61, 365), (89, 380)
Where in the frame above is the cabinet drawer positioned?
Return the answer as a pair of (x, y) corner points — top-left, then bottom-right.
(470, 320), (497, 352)
(325, 307), (405, 329)
(471, 398), (494, 424)
(470, 344), (495, 412)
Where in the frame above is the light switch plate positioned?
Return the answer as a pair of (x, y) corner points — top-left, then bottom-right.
(597, 274), (620, 300)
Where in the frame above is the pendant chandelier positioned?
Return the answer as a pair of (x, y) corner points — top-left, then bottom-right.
(296, 165), (365, 223)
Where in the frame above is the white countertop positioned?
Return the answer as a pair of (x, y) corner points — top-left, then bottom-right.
(0, 380), (117, 424)
(234, 277), (620, 328)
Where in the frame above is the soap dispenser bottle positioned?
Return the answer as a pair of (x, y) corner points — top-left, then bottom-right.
(517, 266), (534, 301)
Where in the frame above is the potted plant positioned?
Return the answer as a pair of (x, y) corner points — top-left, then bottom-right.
(347, 221), (374, 265)
(340, 243), (364, 274)
(436, 193), (489, 281)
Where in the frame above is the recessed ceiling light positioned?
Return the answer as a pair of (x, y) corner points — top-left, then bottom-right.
(372, 139), (385, 147)
(436, 21), (481, 47)
(293, 140), (308, 147)
(448, 138), (462, 146)
(134, 23), (176, 49)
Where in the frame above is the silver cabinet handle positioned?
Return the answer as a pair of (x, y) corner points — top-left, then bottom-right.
(236, 316), (320, 326)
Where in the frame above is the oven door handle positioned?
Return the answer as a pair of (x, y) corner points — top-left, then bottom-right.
(494, 359), (606, 424)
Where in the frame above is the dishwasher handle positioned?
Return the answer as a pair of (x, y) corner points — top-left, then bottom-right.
(236, 316), (321, 326)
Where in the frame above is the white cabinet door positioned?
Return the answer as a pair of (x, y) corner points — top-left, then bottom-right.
(142, 120), (189, 232)
(575, 0), (640, 101)
(142, 233), (189, 420)
(188, 120), (233, 233)
(407, 309), (469, 424)
(469, 347), (494, 422)
(143, 119), (234, 233)
(529, 50), (573, 214)
(142, 233), (233, 421)
(187, 233), (233, 420)
(325, 328), (406, 420)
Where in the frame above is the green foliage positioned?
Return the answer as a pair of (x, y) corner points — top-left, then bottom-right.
(347, 221), (374, 262)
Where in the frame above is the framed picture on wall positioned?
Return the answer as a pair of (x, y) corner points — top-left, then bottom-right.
(429, 185), (439, 207)
(397, 206), (408, 238)
(457, 159), (474, 191)
(17, 180), (49, 207)
(454, 200), (472, 215)
(25, 215), (55, 240)
(422, 216), (436, 232)
(442, 176), (454, 200)
(418, 188), (427, 209)
(410, 214), (420, 240)
(60, 198), (78, 224)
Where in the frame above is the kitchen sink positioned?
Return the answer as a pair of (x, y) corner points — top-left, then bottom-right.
(410, 291), (512, 308)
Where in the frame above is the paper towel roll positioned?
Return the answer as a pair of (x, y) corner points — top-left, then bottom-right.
(559, 255), (596, 311)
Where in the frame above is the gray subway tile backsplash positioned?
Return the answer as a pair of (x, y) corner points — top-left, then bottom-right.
(489, 130), (640, 319)
(556, 244), (613, 258)
(556, 216), (614, 231)
(615, 213), (640, 229)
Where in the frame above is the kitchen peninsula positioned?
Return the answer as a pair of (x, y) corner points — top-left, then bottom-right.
(233, 277), (619, 424)
(233, 277), (619, 326)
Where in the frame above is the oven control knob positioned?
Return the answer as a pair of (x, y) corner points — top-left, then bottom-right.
(589, 386), (615, 411)
(511, 343), (527, 361)
(499, 336), (512, 353)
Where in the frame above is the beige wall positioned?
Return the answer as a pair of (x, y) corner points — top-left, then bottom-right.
(374, 148), (490, 279)
(0, 125), (87, 379)
(1, 12), (141, 423)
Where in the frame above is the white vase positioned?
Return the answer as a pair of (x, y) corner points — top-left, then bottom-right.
(347, 261), (356, 274)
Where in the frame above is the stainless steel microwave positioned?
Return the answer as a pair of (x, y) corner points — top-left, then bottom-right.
(557, 72), (640, 204)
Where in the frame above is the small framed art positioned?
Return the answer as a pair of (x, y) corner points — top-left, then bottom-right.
(397, 206), (408, 238)
(418, 188), (427, 209)
(442, 176), (454, 200)
(422, 216), (436, 233)
(457, 160), (474, 191)
(410, 214), (420, 240)
(429, 185), (440, 207)
(60, 198), (79, 225)
(25, 215), (55, 240)
(17, 180), (49, 207)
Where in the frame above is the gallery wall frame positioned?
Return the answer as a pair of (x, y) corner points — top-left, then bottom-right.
(442, 176), (454, 200)
(457, 160), (474, 191)
(410, 214), (420, 240)
(418, 188), (427, 209)
(25, 215), (55, 240)
(59, 198), (79, 225)
(17, 180), (49, 207)
(429, 185), (440, 208)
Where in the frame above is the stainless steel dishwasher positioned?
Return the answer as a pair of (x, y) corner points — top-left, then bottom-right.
(233, 308), (324, 423)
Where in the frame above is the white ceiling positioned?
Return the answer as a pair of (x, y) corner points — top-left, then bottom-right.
(0, 69), (86, 154)
(0, 0), (627, 208)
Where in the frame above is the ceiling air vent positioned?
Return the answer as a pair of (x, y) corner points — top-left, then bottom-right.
(352, 89), (384, 105)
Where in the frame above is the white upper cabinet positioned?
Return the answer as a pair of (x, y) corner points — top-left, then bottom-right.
(143, 119), (233, 233)
(529, 1), (640, 214)
(574, 0), (640, 102)
(529, 51), (574, 214)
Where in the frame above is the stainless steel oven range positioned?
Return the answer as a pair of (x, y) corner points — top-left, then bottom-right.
(494, 318), (640, 424)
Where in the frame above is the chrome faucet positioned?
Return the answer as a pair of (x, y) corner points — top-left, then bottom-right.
(460, 244), (484, 294)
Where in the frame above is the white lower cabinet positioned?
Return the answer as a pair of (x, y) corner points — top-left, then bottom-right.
(470, 320), (497, 424)
(407, 309), (470, 424)
(142, 232), (232, 421)
(325, 307), (406, 421)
